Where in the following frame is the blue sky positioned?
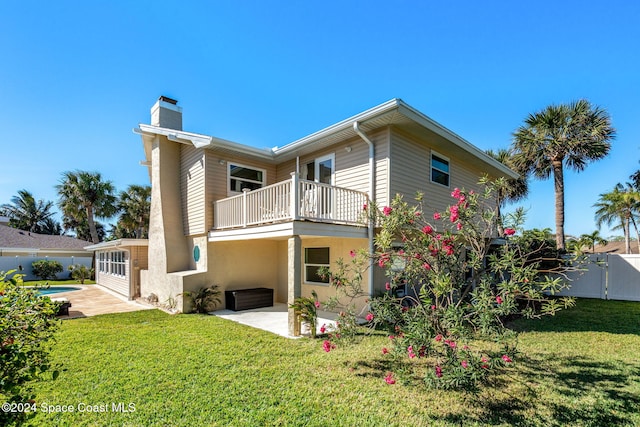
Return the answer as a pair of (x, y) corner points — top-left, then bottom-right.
(1, 1), (639, 238)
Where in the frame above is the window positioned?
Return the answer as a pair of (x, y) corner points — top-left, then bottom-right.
(431, 152), (450, 187)
(98, 252), (106, 273)
(229, 163), (265, 194)
(109, 251), (126, 276)
(304, 247), (330, 284)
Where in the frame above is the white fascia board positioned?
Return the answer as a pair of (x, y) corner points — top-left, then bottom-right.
(135, 124), (275, 160)
(84, 239), (149, 251)
(396, 102), (519, 179)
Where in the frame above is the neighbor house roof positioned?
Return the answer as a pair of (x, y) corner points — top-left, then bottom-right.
(0, 224), (91, 252)
(135, 98), (518, 180)
(84, 239), (149, 251)
(590, 241), (640, 254)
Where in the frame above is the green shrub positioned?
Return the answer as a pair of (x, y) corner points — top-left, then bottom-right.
(180, 285), (222, 314)
(68, 264), (94, 284)
(0, 270), (60, 425)
(31, 259), (63, 281)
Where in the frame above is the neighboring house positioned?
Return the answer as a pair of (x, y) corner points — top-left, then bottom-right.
(0, 220), (93, 281)
(134, 96), (517, 334)
(84, 239), (149, 300)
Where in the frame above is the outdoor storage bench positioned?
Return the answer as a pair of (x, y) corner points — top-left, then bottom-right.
(225, 287), (274, 311)
(51, 297), (72, 316)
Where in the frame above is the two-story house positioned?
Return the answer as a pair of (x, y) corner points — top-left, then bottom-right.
(133, 96), (517, 335)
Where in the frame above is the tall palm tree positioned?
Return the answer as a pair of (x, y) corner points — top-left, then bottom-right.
(56, 171), (117, 243)
(115, 184), (151, 239)
(512, 99), (615, 250)
(485, 148), (528, 234)
(578, 230), (608, 253)
(593, 183), (640, 254)
(0, 189), (59, 234)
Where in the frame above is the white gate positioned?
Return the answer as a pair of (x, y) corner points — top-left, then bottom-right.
(560, 254), (640, 301)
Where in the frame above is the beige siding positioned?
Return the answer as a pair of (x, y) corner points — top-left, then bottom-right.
(205, 152), (276, 231)
(389, 128), (491, 215)
(272, 127), (391, 207)
(181, 145), (206, 235)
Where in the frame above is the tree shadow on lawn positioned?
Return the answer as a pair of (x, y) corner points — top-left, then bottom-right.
(345, 352), (640, 426)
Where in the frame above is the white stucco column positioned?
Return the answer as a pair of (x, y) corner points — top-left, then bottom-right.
(287, 235), (302, 336)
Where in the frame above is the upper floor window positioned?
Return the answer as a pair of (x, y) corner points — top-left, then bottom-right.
(229, 163), (266, 194)
(431, 152), (450, 187)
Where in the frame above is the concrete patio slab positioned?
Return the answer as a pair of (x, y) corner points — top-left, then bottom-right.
(46, 285), (152, 319)
(213, 303), (338, 338)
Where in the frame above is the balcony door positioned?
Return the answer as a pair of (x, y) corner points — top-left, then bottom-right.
(305, 154), (334, 218)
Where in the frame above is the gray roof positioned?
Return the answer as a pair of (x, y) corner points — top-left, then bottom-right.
(0, 224), (92, 251)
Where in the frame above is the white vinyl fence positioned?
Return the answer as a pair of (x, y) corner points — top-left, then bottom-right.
(0, 256), (93, 282)
(559, 254), (640, 302)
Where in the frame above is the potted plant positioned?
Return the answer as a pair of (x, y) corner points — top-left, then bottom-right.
(289, 290), (319, 338)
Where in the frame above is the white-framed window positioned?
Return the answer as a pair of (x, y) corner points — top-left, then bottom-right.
(98, 252), (106, 273)
(109, 251), (126, 277)
(304, 247), (330, 285)
(228, 163), (266, 195)
(431, 151), (450, 187)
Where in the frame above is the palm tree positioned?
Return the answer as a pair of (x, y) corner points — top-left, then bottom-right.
(578, 230), (608, 253)
(593, 183), (640, 254)
(485, 148), (529, 234)
(56, 171), (117, 243)
(0, 189), (59, 234)
(115, 185), (151, 239)
(512, 99), (615, 250)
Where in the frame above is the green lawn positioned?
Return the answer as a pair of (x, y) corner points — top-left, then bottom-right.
(23, 279), (96, 286)
(26, 299), (640, 426)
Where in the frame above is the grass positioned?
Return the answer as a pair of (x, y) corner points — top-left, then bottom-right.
(23, 279), (96, 286)
(25, 299), (640, 426)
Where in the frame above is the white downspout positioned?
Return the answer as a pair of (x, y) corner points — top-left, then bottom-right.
(353, 122), (376, 297)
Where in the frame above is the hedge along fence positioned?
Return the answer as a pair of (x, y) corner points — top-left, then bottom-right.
(0, 256), (93, 281)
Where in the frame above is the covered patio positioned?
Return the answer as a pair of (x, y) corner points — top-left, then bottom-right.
(212, 303), (338, 338)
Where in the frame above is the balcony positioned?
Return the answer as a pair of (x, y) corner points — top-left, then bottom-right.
(213, 173), (369, 230)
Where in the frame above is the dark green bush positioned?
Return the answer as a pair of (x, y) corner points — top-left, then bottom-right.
(31, 259), (63, 281)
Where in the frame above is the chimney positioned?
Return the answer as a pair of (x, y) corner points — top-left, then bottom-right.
(151, 96), (182, 130)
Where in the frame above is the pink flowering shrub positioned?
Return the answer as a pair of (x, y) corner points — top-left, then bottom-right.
(320, 178), (576, 391)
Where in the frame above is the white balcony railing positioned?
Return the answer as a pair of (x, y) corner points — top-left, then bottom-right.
(213, 173), (368, 230)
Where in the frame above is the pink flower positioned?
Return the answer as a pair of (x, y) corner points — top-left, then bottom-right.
(389, 335), (395, 340)
(433, 212), (441, 220)
(451, 188), (461, 199)
(322, 340), (335, 353)
(349, 250), (356, 258)
(362, 203), (368, 210)
(407, 346), (416, 359)
(366, 313), (374, 322)
(423, 262), (431, 270)
(443, 245), (454, 256)
(382, 347), (389, 355)
(384, 373), (396, 384)
(422, 225), (434, 234)
(320, 324), (326, 334)
(383, 206), (393, 216)
(456, 222), (463, 231)
(385, 282), (391, 291)
(431, 305), (436, 310)
(450, 214), (458, 223)
(435, 365), (443, 378)
(314, 300), (320, 308)
(461, 360), (468, 369)
(496, 295), (503, 304)
(504, 228), (516, 236)
(435, 334), (443, 342)
(502, 354), (513, 363)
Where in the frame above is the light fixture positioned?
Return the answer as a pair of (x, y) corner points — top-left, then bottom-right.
(345, 146), (352, 153)
(219, 159), (226, 165)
